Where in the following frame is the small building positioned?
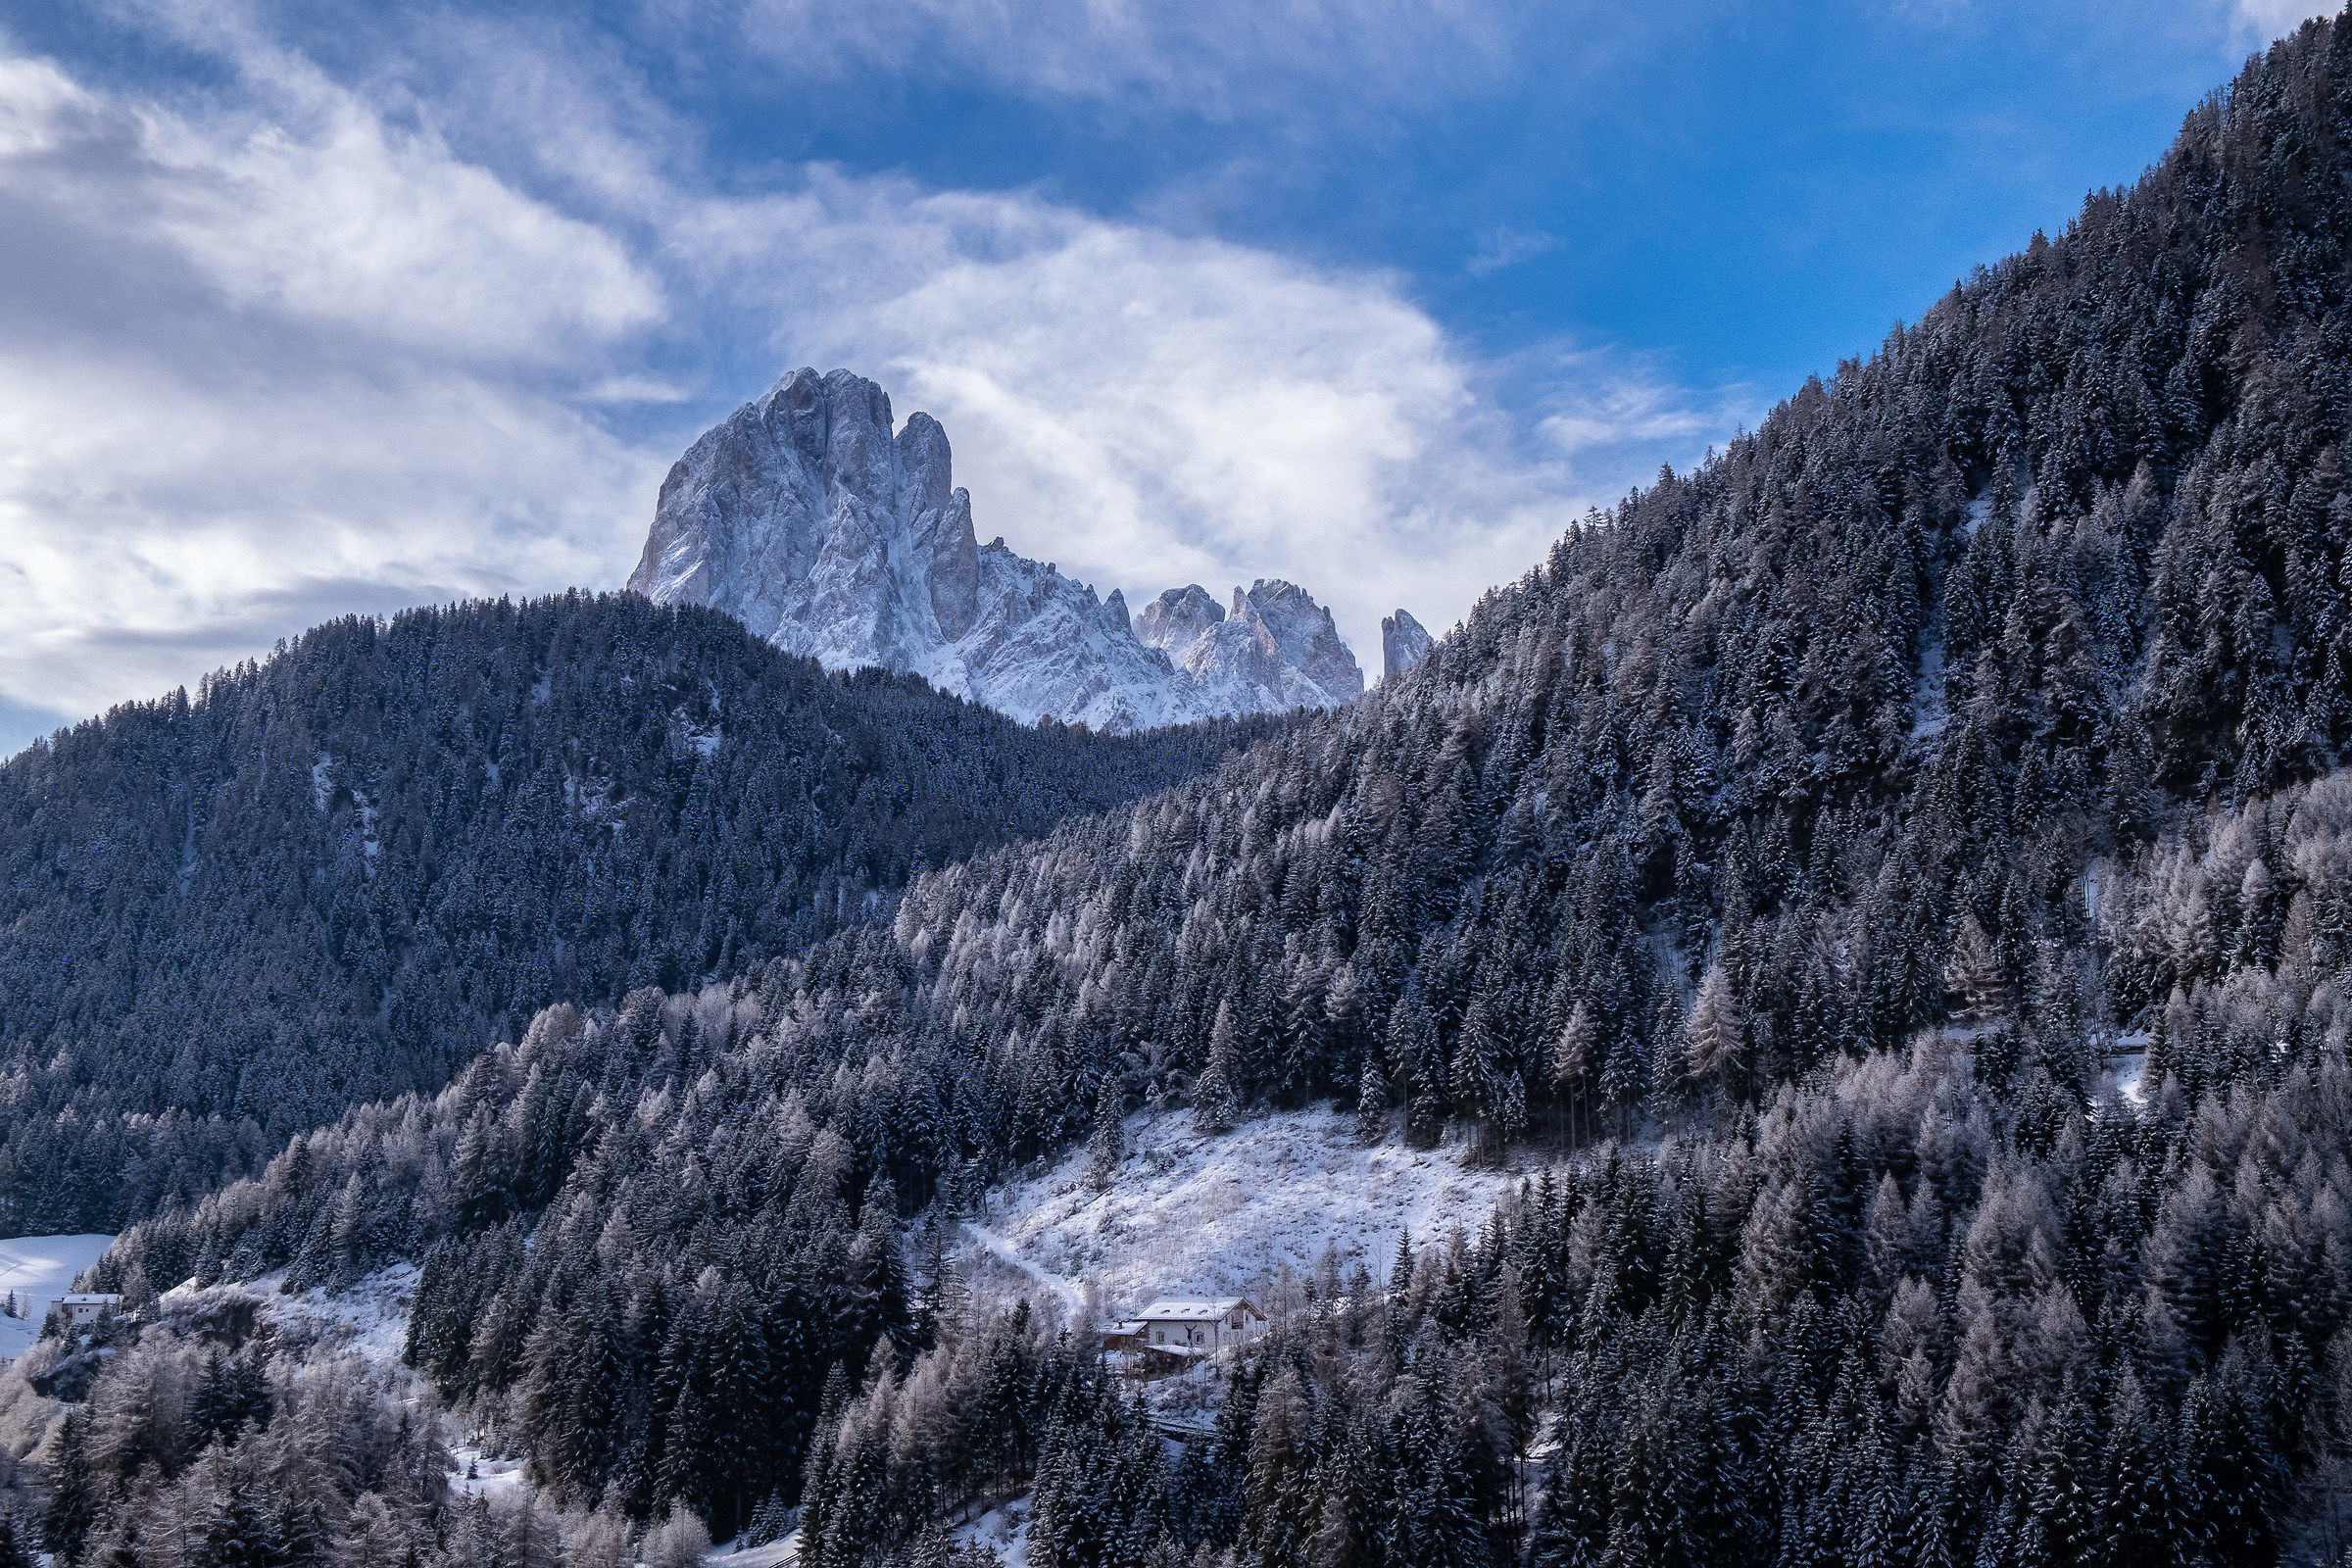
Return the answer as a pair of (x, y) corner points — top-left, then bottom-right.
(49, 1294), (122, 1327)
(1109, 1298), (1265, 1356)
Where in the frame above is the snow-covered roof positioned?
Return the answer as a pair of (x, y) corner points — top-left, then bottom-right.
(57, 1294), (121, 1305)
(1134, 1298), (1256, 1322)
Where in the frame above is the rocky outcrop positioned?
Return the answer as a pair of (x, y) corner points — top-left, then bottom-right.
(630, 368), (1367, 730)
(1382, 609), (1433, 683)
(1135, 580), (1363, 714)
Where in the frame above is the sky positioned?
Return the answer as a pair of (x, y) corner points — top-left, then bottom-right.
(0, 0), (2336, 754)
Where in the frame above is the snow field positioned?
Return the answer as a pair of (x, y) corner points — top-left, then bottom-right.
(963, 1105), (1540, 1321)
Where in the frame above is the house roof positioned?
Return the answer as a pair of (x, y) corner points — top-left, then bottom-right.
(57, 1295), (121, 1305)
(1133, 1298), (1257, 1321)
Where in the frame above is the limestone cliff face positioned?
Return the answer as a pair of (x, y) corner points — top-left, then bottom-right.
(631, 368), (1372, 730)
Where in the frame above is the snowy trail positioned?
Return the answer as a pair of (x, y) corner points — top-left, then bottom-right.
(962, 1220), (1085, 1316)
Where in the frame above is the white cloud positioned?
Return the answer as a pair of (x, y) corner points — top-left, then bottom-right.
(731, 0), (1522, 113)
(672, 171), (1734, 663)
(2230, 0), (2335, 45)
(1467, 225), (1560, 276)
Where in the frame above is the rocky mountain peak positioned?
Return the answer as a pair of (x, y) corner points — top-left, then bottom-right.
(1135, 584), (1225, 651)
(629, 368), (1386, 731)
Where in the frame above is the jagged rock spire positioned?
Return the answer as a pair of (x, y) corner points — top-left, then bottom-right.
(631, 368), (1366, 731)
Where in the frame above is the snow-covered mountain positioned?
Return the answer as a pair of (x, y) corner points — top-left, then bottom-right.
(627, 368), (1373, 731)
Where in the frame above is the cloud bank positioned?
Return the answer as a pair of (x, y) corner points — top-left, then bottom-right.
(0, 43), (665, 736)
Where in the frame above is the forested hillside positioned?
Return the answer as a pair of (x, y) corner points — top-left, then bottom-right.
(0, 592), (1269, 1232)
(77, 11), (2352, 1568)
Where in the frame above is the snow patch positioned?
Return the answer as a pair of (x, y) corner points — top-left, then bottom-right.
(713, 1533), (799, 1566)
(450, 1446), (531, 1500)
(956, 1503), (1029, 1567)
(961, 1221), (1083, 1317)
(2113, 1053), (2149, 1107)
(1909, 617), (1947, 743)
(2098, 1036), (2153, 1109)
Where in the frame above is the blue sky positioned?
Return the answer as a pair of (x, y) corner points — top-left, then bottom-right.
(0, 0), (2330, 753)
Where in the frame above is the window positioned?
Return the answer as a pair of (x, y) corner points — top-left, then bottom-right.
(1153, 1331), (1163, 1344)
(1230, 1311), (1243, 1328)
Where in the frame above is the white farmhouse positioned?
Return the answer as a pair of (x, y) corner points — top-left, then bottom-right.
(49, 1294), (122, 1327)
(1110, 1298), (1265, 1355)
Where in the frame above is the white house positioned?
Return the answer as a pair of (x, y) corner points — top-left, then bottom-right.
(49, 1294), (122, 1327)
(1108, 1298), (1265, 1355)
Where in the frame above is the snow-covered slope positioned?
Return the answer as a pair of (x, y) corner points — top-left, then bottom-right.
(960, 1107), (1536, 1322)
(0, 1235), (113, 1361)
(629, 368), (1373, 731)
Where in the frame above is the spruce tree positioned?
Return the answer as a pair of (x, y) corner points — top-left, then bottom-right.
(1353, 1051), (1391, 1146)
(1194, 1004), (1243, 1137)
(1089, 1072), (1126, 1191)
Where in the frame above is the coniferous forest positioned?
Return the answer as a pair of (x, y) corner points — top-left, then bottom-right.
(34, 10), (2352, 1568)
(0, 593), (1272, 1231)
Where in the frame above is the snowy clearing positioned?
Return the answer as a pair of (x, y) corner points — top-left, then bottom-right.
(249, 1262), (420, 1368)
(966, 1106), (1539, 1320)
(449, 1446), (531, 1500)
(956, 1503), (1029, 1567)
(2099, 1040), (2152, 1109)
(962, 1220), (1085, 1316)
(0, 1235), (114, 1361)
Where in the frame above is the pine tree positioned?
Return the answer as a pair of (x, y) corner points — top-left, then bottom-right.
(1551, 1001), (1594, 1092)
(42, 1408), (94, 1565)
(191, 1482), (281, 1568)
(0, 1510), (36, 1568)
(1943, 914), (2010, 1026)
